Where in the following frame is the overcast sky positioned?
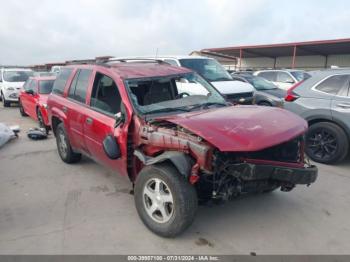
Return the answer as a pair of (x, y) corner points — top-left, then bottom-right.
(0, 0), (349, 65)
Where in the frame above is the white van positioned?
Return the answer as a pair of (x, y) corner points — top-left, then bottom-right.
(119, 56), (255, 104)
(0, 68), (33, 107)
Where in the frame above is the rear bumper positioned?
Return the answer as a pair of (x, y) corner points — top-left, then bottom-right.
(234, 162), (318, 185)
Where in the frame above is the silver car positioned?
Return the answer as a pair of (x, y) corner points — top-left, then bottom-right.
(284, 69), (350, 164)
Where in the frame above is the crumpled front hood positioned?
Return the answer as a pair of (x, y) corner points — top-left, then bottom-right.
(158, 106), (307, 152)
(211, 80), (255, 94)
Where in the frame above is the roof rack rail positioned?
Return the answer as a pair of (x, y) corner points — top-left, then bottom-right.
(105, 58), (166, 64)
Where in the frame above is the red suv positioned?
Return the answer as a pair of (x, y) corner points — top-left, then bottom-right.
(19, 76), (56, 132)
(47, 60), (317, 237)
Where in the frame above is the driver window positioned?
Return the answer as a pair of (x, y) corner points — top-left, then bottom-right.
(24, 80), (32, 91)
(90, 73), (121, 116)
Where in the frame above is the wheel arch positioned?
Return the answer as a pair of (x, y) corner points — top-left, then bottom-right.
(306, 117), (350, 141)
(51, 116), (62, 136)
(134, 150), (193, 180)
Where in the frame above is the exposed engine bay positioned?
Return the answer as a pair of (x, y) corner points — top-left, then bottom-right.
(132, 119), (317, 202)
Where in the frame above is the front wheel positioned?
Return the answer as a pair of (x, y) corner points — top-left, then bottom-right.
(306, 122), (348, 164)
(37, 109), (49, 134)
(134, 163), (198, 238)
(19, 100), (28, 116)
(1, 93), (10, 107)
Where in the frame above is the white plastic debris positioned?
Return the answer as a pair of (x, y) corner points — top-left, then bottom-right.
(0, 123), (20, 148)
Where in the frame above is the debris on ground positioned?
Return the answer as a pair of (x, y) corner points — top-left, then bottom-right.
(27, 127), (48, 140)
(0, 123), (20, 148)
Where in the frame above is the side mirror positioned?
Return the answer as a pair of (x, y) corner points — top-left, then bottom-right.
(102, 135), (121, 159)
(114, 102), (127, 128)
(25, 89), (34, 95)
(114, 112), (125, 128)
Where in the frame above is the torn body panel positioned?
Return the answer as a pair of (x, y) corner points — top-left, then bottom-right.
(130, 116), (317, 200)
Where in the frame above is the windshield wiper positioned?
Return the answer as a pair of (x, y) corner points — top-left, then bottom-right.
(188, 102), (226, 111)
(145, 107), (190, 115)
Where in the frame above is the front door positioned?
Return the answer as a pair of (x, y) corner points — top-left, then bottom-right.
(83, 71), (129, 177)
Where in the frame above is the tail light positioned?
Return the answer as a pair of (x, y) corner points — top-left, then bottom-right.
(285, 81), (304, 102)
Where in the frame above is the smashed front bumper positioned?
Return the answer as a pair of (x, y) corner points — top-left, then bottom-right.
(232, 160), (318, 185)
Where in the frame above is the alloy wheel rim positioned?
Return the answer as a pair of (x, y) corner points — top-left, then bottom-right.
(38, 111), (44, 127)
(58, 130), (68, 158)
(143, 178), (174, 223)
(307, 129), (337, 159)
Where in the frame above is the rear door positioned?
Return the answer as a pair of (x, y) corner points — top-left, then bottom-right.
(83, 71), (128, 176)
(65, 68), (93, 153)
(330, 74), (350, 128)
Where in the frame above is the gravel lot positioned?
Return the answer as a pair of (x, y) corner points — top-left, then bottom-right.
(0, 104), (350, 255)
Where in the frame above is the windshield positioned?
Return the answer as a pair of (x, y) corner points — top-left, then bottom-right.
(39, 80), (54, 94)
(125, 72), (226, 117)
(245, 75), (278, 90)
(179, 59), (232, 82)
(291, 71), (311, 82)
(3, 71), (33, 82)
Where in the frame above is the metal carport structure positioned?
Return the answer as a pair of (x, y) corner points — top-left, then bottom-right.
(201, 38), (350, 70)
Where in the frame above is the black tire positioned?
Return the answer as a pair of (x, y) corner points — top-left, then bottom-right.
(306, 122), (348, 164)
(55, 123), (81, 164)
(2, 93), (10, 107)
(37, 108), (49, 134)
(19, 99), (28, 116)
(134, 163), (198, 238)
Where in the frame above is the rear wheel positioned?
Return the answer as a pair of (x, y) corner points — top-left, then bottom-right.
(56, 123), (81, 163)
(306, 122), (348, 164)
(19, 100), (28, 116)
(134, 163), (198, 237)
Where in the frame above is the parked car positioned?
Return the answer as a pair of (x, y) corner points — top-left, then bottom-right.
(0, 68), (33, 107)
(47, 60), (317, 237)
(19, 76), (56, 132)
(232, 74), (286, 107)
(121, 56), (255, 105)
(254, 69), (311, 90)
(284, 69), (350, 164)
(50, 66), (61, 75)
(33, 71), (56, 77)
(231, 70), (255, 75)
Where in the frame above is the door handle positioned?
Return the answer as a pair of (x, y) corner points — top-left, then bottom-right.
(62, 106), (68, 113)
(86, 117), (93, 125)
(337, 103), (350, 109)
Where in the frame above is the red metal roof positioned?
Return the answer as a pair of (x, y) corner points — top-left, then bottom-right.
(201, 38), (350, 58)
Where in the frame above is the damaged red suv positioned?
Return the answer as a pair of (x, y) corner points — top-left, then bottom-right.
(47, 60), (317, 237)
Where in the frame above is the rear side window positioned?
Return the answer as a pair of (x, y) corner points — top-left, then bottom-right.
(315, 75), (350, 95)
(258, 71), (276, 82)
(52, 68), (73, 95)
(68, 69), (92, 103)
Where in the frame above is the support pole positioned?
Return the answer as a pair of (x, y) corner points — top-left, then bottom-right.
(239, 48), (242, 71)
(325, 55), (328, 69)
(292, 45), (297, 69)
